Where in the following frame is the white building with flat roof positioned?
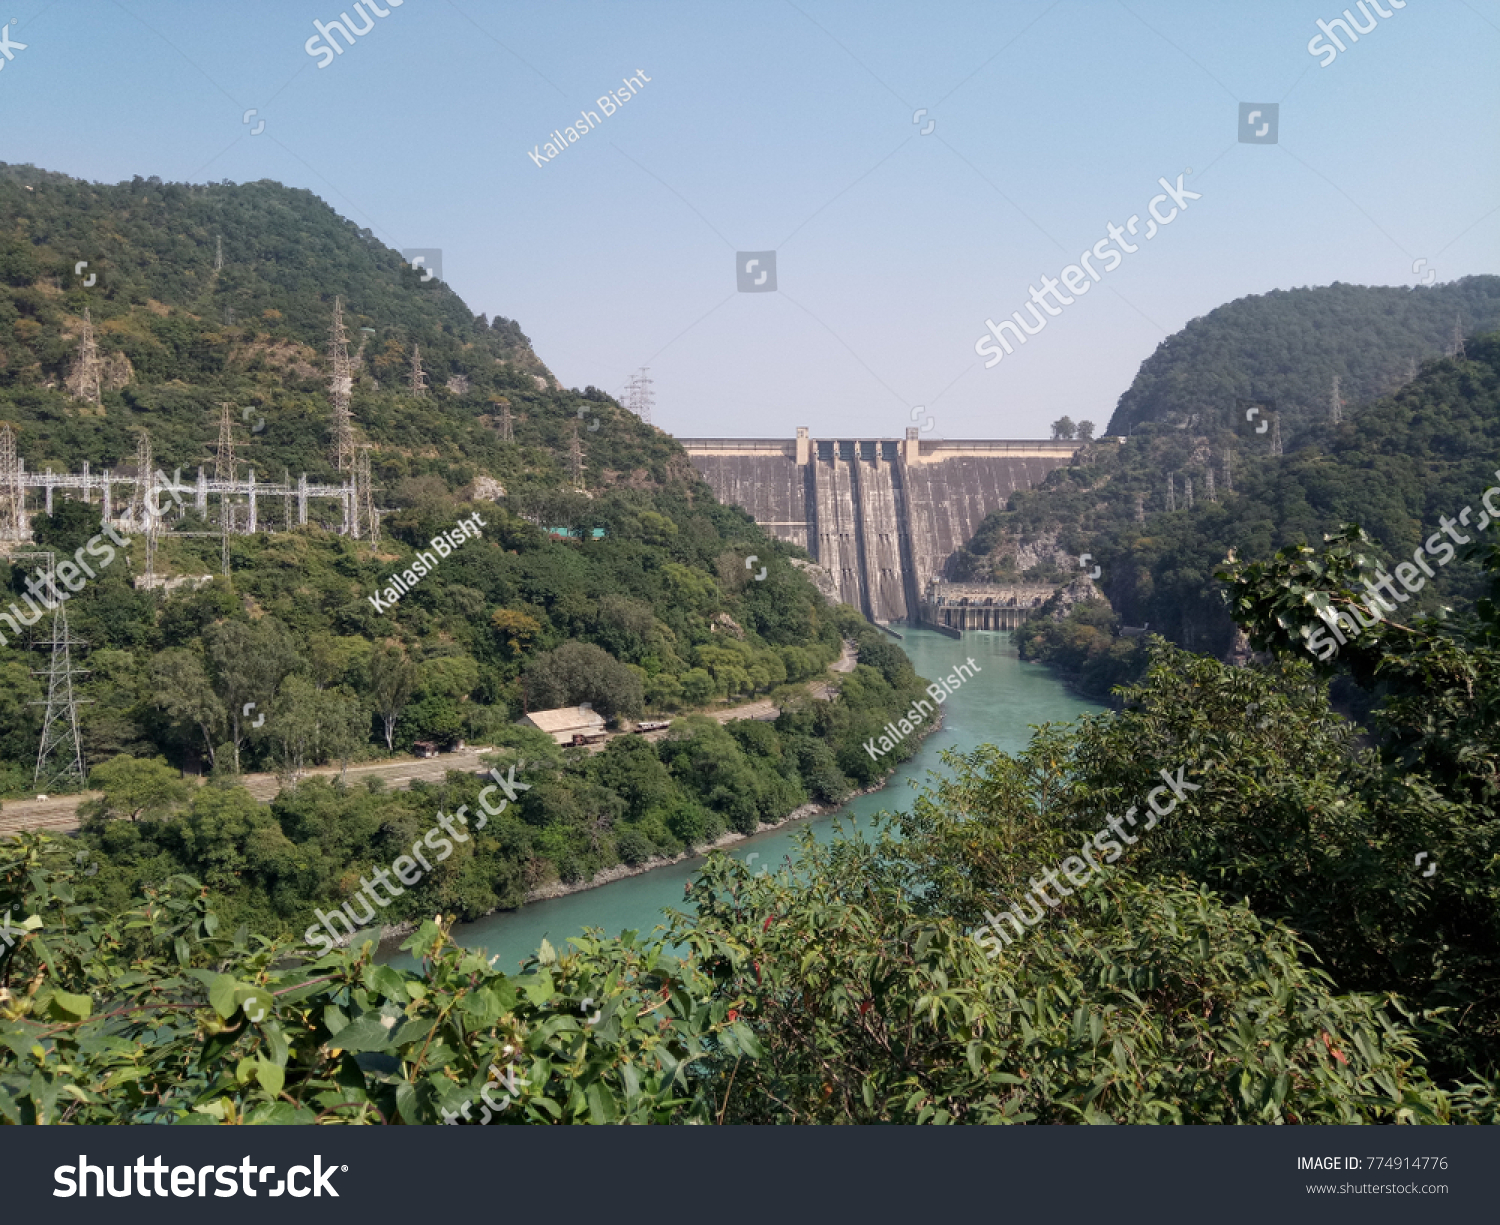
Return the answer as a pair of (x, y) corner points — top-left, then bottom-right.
(519, 705), (607, 745)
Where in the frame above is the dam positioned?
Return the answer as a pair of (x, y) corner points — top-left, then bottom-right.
(680, 428), (1082, 626)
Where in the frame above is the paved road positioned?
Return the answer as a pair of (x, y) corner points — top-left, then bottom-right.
(0, 748), (501, 840)
(0, 640), (860, 837)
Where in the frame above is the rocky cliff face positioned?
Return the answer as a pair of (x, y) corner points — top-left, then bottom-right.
(1046, 575), (1105, 620)
(790, 557), (841, 606)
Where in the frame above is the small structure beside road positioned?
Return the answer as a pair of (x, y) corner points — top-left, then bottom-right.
(519, 705), (608, 746)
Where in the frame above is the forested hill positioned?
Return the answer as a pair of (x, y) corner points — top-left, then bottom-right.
(1107, 277), (1500, 440)
(0, 161), (688, 497)
(0, 166), (938, 921)
(964, 330), (1500, 689)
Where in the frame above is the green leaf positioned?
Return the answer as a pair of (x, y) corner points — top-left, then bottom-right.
(236, 987), (274, 1025)
(329, 1014), (397, 1053)
(208, 974), (239, 1020)
(48, 990), (93, 1021)
(255, 1059), (284, 1099)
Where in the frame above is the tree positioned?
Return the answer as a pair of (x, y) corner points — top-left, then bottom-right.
(367, 645), (417, 751)
(29, 499), (102, 557)
(304, 634), (370, 691)
(678, 667), (715, 707)
(0, 839), (744, 1125)
(264, 676), (368, 782)
(82, 755), (190, 823)
(1050, 416), (1076, 440)
(490, 608), (542, 659)
(203, 619), (303, 774)
(150, 649), (227, 768)
(522, 642), (643, 719)
(1076, 419), (1095, 441)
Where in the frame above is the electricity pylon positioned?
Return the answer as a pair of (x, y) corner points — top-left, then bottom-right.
(625, 367), (654, 424)
(329, 298), (356, 472)
(354, 446), (378, 544)
(569, 419), (585, 489)
(21, 552), (90, 792)
(0, 424), (25, 544)
(74, 307), (102, 406)
(129, 431), (160, 586)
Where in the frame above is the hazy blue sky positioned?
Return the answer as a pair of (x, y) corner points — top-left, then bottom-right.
(4, 0), (1497, 438)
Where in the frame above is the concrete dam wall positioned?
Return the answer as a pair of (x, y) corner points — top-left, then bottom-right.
(680, 430), (1081, 626)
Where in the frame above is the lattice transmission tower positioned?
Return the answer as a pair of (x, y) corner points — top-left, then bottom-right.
(1166, 473), (1176, 513)
(494, 399), (514, 442)
(0, 424), (26, 545)
(1330, 376), (1343, 425)
(569, 419), (585, 489)
(409, 344), (428, 398)
(73, 307), (102, 406)
(1270, 415), (1283, 458)
(129, 431), (160, 585)
(20, 552), (90, 792)
(1451, 315), (1467, 361)
(624, 367), (654, 424)
(1184, 476), (1194, 510)
(329, 298), (356, 472)
(215, 235), (224, 272)
(215, 406), (239, 577)
(354, 446), (379, 545)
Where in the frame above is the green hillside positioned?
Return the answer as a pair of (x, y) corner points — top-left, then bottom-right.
(1107, 277), (1500, 439)
(964, 324), (1500, 695)
(0, 160), (693, 493)
(4, 174), (1498, 1127)
(0, 165), (930, 932)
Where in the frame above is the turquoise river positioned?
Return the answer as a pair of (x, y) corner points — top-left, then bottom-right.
(385, 627), (1101, 971)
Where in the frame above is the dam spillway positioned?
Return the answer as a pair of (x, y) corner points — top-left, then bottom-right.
(680, 429), (1082, 626)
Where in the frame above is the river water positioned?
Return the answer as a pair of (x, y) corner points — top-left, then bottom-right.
(386, 628), (1100, 972)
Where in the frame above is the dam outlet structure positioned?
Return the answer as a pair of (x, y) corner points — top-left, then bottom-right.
(679, 428), (1083, 630)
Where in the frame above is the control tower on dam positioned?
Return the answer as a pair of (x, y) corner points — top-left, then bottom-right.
(679, 428), (1083, 626)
